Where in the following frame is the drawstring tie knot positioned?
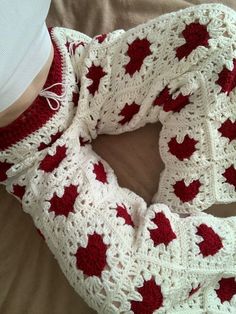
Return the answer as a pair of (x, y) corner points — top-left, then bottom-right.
(39, 82), (68, 110)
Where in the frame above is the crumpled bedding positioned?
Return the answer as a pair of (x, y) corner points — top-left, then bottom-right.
(0, 0), (235, 313)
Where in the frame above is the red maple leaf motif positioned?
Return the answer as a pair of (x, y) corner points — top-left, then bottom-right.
(130, 278), (164, 313)
(86, 64), (106, 96)
(218, 119), (236, 142)
(168, 135), (198, 160)
(75, 232), (107, 277)
(116, 203), (134, 227)
(39, 145), (67, 173)
(173, 179), (201, 202)
(118, 102), (140, 125)
(216, 59), (236, 95)
(223, 165), (236, 189)
(48, 184), (79, 218)
(125, 37), (152, 76)
(93, 161), (108, 184)
(175, 22), (210, 60)
(149, 211), (177, 247)
(196, 224), (223, 257)
(215, 277), (236, 303)
(153, 86), (190, 112)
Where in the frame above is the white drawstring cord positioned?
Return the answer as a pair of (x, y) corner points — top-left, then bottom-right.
(39, 82), (68, 110)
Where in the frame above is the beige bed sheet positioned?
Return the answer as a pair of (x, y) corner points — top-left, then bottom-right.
(0, 1), (236, 313)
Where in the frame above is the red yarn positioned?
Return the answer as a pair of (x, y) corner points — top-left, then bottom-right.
(12, 184), (26, 200)
(118, 102), (140, 125)
(223, 165), (236, 190)
(153, 86), (190, 112)
(125, 37), (152, 76)
(0, 28), (63, 151)
(65, 40), (71, 53)
(216, 59), (236, 95)
(70, 41), (85, 55)
(75, 232), (107, 277)
(218, 119), (236, 142)
(93, 161), (108, 184)
(175, 22), (210, 60)
(173, 179), (201, 202)
(168, 135), (198, 160)
(215, 277), (236, 303)
(0, 161), (13, 182)
(39, 145), (67, 173)
(196, 224), (223, 257)
(116, 203), (134, 227)
(149, 211), (177, 247)
(130, 278), (164, 314)
(95, 33), (108, 44)
(79, 136), (91, 146)
(72, 91), (80, 107)
(38, 131), (63, 151)
(48, 184), (79, 218)
(86, 63), (106, 96)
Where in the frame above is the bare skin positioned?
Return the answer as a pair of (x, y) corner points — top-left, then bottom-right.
(0, 43), (54, 128)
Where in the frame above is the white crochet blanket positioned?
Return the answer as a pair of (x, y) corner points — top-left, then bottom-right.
(0, 2), (236, 313)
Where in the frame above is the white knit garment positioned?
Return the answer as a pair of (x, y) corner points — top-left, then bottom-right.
(0, 0), (52, 112)
(1, 3), (236, 313)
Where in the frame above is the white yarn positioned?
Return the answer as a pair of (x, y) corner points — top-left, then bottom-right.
(39, 82), (68, 110)
(168, 70), (201, 98)
(1, 3), (236, 314)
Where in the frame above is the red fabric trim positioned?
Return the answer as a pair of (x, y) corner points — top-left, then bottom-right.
(0, 27), (63, 151)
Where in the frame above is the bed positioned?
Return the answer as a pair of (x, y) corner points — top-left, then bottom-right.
(0, 0), (235, 313)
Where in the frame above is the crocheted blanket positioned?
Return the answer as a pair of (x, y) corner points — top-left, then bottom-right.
(1, 2), (236, 314)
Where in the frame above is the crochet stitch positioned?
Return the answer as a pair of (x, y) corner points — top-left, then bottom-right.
(0, 3), (236, 313)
